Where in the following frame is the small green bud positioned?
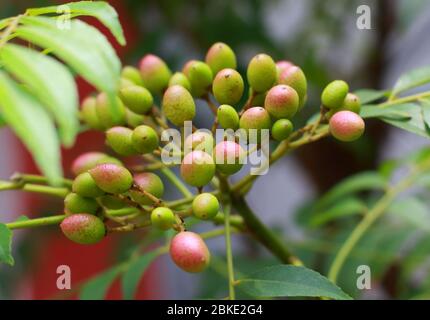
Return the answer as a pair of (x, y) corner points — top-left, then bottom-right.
(247, 54), (277, 92)
(89, 163), (133, 194)
(217, 104), (239, 130)
(71, 152), (122, 176)
(106, 126), (138, 156)
(139, 54), (172, 94)
(130, 172), (164, 205)
(151, 207), (176, 230)
(192, 193), (219, 220)
(180, 151), (216, 187)
(119, 85), (153, 115)
(99, 195), (128, 210)
(72, 172), (105, 198)
(168, 72), (191, 91)
(342, 93), (361, 114)
(184, 130), (214, 155)
(264, 85), (299, 119)
(213, 141), (244, 175)
(279, 66), (307, 109)
(64, 193), (99, 215)
(125, 108), (145, 128)
(95, 92), (127, 129)
(329, 110), (365, 142)
(80, 96), (104, 130)
(60, 213), (105, 245)
(205, 42), (237, 75)
(183, 60), (213, 97)
(271, 119), (294, 141)
(121, 66), (144, 86)
(162, 85), (196, 126)
(213, 68), (244, 105)
(131, 125), (159, 154)
(321, 80), (349, 109)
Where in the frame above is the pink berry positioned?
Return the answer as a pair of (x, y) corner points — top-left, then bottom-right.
(329, 110), (365, 142)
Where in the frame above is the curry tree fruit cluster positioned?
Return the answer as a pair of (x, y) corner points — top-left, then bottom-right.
(62, 42), (365, 273)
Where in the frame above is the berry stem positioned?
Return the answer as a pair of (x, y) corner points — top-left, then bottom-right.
(159, 167), (193, 198)
(0, 179), (70, 198)
(204, 94), (218, 115)
(223, 202), (236, 300)
(10, 173), (73, 188)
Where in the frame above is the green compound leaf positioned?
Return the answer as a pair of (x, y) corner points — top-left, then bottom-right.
(79, 266), (122, 300)
(235, 265), (352, 300)
(355, 89), (388, 105)
(0, 223), (14, 266)
(391, 66), (430, 98)
(1, 44), (79, 147)
(0, 71), (62, 185)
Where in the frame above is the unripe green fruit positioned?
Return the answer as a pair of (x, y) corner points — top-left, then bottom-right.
(205, 42), (237, 75)
(89, 163), (133, 194)
(125, 108), (145, 128)
(276, 60), (294, 79)
(192, 193), (219, 220)
(212, 68), (244, 105)
(279, 66), (307, 109)
(72, 172), (105, 198)
(95, 92), (127, 129)
(106, 126), (138, 156)
(184, 130), (214, 155)
(264, 85), (299, 119)
(168, 72), (191, 91)
(247, 54), (277, 92)
(213, 141), (244, 175)
(151, 207), (175, 230)
(119, 85), (153, 115)
(342, 93), (361, 114)
(60, 213), (105, 245)
(162, 85), (196, 126)
(329, 110), (365, 142)
(139, 54), (172, 94)
(180, 151), (215, 187)
(170, 231), (210, 273)
(321, 80), (349, 109)
(131, 125), (159, 154)
(130, 172), (165, 205)
(183, 60), (213, 97)
(71, 152), (122, 176)
(217, 104), (239, 130)
(271, 119), (294, 141)
(80, 96), (104, 130)
(239, 107), (272, 142)
(121, 66), (144, 86)
(64, 193), (99, 215)
(119, 78), (135, 89)
(99, 195), (127, 210)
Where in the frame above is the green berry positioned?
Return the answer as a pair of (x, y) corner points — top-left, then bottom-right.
(192, 193), (219, 220)
(321, 80), (349, 109)
(247, 54), (277, 92)
(205, 42), (237, 75)
(130, 172), (165, 205)
(95, 92), (127, 129)
(213, 141), (244, 175)
(264, 85), (299, 119)
(72, 172), (105, 198)
(342, 93), (361, 114)
(180, 151), (215, 187)
(271, 119), (294, 141)
(121, 66), (144, 86)
(239, 107), (272, 142)
(184, 130), (214, 155)
(60, 213), (105, 245)
(131, 125), (159, 154)
(217, 104), (239, 130)
(170, 231), (210, 273)
(162, 85), (196, 126)
(279, 66), (307, 109)
(329, 110), (365, 142)
(183, 60), (213, 97)
(71, 152), (122, 176)
(64, 193), (99, 215)
(80, 96), (104, 130)
(168, 72), (191, 91)
(89, 163), (133, 194)
(151, 207), (175, 231)
(119, 85), (153, 115)
(139, 54), (172, 94)
(99, 195), (127, 210)
(125, 108), (145, 128)
(213, 68), (244, 105)
(106, 126), (138, 156)
(119, 78), (135, 89)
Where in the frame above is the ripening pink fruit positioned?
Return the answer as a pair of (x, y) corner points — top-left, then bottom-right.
(329, 110), (365, 142)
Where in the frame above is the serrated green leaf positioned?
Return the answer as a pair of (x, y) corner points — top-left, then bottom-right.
(0, 72), (62, 185)
(0, 224), (14, 266)
(235, 265), (351, 300)
(360, 104), (411, 120)
(121, 251), (159, 300)
(389, 197), (430, 232)
(1, 44), (78, 147)
(317, 172), (387, 209)
(354, 89), (388, 105)
(26, 1), (125, 45)
(391, 66), (430, 98)
(79, 266), (122, 300)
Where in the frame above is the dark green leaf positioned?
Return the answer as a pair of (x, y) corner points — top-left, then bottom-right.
(0, 72), (62, 184)
(0, 224), (14, 266)
(121, 251), (159, 299)
(1, 44), (79, 147)
(235, 265), (351, 300)
(391, 66), (430, 97)
(26, 1), (126, 45)
(354, 89), (388, 105)
(79, 266), (122, 300)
